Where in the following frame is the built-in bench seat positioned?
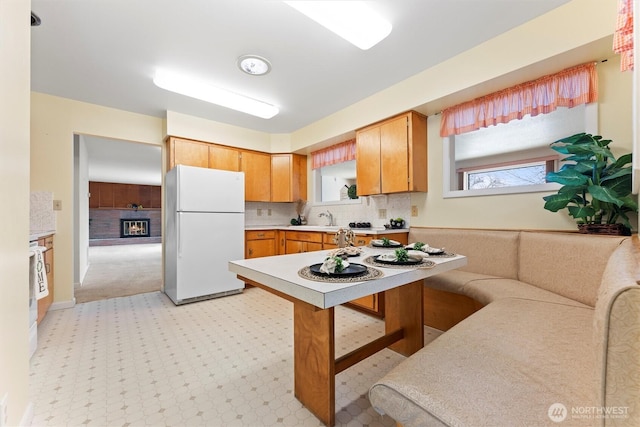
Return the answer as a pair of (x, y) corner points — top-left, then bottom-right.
(369, 228), (640, 427)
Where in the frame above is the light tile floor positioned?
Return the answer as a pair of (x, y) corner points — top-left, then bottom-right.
(30, 288), (442, 427)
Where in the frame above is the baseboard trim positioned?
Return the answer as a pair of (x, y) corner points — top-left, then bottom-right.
(50, 298), (75, 311)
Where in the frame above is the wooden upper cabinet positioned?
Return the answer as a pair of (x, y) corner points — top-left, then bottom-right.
(98, 182), (115, 208)
(209, 144), (240, 171)
(150, 186), (162, 208)
(241, 151), (271, 202)
(89, 181), (100, 208)
(271, 153), (307, 202)
(167, 136), (307, 202)
(89, 181), (161, 209)
(356, 111), (427, 196)
(381, 115), (410, 194)
(167, 137), (209, 170)
(356, 126), (381, 196)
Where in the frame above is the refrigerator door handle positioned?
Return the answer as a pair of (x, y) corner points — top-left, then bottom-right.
(177, 217), (182, 258)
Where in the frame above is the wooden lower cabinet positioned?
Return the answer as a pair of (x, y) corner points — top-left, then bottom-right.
(245, 230), (277, 259)
(284, 230), (323, 254)
(37, 235), (54, 324)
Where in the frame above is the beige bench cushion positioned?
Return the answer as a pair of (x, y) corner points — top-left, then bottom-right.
(593, 239), (640, 427)
(423, 270), (499, 294)
(408, 228), (520, 279)
(464, 278), (591, 307)
(370, 298), (597, 427)
(518, 232), (626, 307)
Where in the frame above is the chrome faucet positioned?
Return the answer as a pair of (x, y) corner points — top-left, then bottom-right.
(318, 210), (334, 226)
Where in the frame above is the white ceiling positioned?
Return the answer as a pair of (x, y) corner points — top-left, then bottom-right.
(82, 136), (162, 185)
(31, 0), (577, 184)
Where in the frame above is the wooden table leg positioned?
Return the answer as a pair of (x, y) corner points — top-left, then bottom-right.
(293, 301), (335, 427)
(384, 280), (424, 356)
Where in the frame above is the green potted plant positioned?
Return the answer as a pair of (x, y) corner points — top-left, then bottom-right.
(542, 133), (637, 235)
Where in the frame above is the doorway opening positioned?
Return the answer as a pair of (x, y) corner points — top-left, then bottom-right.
(74, 134), (163, 303)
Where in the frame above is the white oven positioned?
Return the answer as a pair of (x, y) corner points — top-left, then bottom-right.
(28, 241), (39, 359)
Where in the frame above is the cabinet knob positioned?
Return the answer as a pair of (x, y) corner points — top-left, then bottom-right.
(257, 233), (265, 238)
(45, 263), (51, 274)
(248, 249), (253, 256)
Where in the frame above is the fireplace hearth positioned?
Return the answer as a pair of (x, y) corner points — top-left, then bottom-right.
(120, 219), (150, 238)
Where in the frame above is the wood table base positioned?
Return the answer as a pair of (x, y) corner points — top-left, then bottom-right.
(294, 301), (336, 427)
(384, 280), (424, 356)
(248, 278), (425, 427)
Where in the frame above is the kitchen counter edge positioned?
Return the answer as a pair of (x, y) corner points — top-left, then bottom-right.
(30, 230), (56, 241)
(244, 225), (409, 236)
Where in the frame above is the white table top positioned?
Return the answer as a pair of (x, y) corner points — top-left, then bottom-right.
(229, 246), (467, 309)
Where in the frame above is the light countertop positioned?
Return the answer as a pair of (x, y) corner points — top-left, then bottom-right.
(29, 230), (55, 241)
(245, 225), (408, 235)
(229, 246), (466, 309)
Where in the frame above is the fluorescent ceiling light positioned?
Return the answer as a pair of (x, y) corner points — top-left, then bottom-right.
(284, 1), (392, 50)
(153, 70), (279, 119)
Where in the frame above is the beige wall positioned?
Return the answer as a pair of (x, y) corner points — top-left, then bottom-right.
(1, 0), (31, 424)
(31, 93), (165, 306)
(412, 58), (635, 231)
(288, 0), (619, 149)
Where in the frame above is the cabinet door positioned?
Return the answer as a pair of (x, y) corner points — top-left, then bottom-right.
(113, 183), (129, 208)
(173, 138), (209, 168)
(271, 154), (307, 202)
(306, 242), (323, 252)
(98, 182), (114, 208)
(209, 144), (240, 171)
(89, 182), (100, 208)
(242, 151), (271, 202)
(286, 240), (305, 254)
(381, 115), (409, 194)
(138, 185), (152, 208)
(150, 186), (162, 208)
(271, 154), (292, 202)
(356, 126), (381, 196)
(354, 235), (373, 247)
(350, 294), (377, 311)
(246, 239), (276, 259)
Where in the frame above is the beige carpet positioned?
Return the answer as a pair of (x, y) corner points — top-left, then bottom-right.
(75, 243), (162, 303)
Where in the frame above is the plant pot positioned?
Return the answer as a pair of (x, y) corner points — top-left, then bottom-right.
(577, 223), (631, 236)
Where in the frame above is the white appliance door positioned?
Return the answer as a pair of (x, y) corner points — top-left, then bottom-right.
(175, 165), (244, 213)
(175, 211), (244, 300)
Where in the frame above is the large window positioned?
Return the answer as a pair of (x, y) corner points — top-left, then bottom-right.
(462, 159), (553, 190)
(443, 103), (597, 197)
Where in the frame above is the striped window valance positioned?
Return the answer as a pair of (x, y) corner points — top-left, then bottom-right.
(613, 0), (634, 71)
(311, 139), (356, 169)
(439, 62), (598, 137)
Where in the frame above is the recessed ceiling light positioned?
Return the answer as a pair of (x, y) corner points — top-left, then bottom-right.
(237, 55), (272, 76)
(283, 1), (392, 50)
(153, 70), (279, 119)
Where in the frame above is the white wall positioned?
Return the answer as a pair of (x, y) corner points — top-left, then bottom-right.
(74, 135), (90, 284)
(1, 0), (32, 424)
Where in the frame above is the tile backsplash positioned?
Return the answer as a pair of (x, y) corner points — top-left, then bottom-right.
(246, 193), (411, 228)
(30, 191), (56, 232)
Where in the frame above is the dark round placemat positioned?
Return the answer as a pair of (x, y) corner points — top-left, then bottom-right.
(297, 265), (384, 283)
(363, 255), (436, 269)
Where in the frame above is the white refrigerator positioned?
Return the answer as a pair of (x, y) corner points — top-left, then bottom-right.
(164, 165), (245, 305)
